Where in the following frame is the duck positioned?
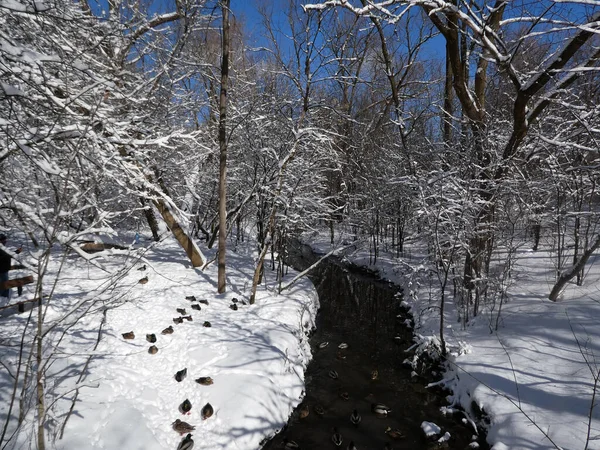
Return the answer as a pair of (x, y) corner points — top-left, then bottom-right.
(346, 441), (357, 450)
(185, 295), (197, 302)
(203, 321), (212, 327)
(148, 345), (158, 354)
(195, 376), (214, 386)
(146, 333), (156, 343)
(298, 403), (310, 419)
(191, 304), (201, 311)
(122, 331), (135, 340)
(336, 352), (346, 360)
(179, 399), (192, 414)
(281, 438), (300, 449)
(339, 391), (350, 401)
(299, 404), (309, 419)
(314, 404), (325, 415)
(176, 308), (187, 315)
(338, 342), (348, 349)
(175, 368), (187, 382)
(371, 403), (392, 417)
(161, 325), (174, 335)
(177, 433), (194, 450)
(199, 299), (209, 305)
(201, 402), (214, 420)
(183, 315), (193, 322)
(385, 427), (404, 439)
(350, 409), (361, 427)
(138, 276), (148, 284)
(328, 370), (339, 380)
(371, 369), (379, 380)
(172, 419), (195, 435)
(229, 303), (238, 311)
(232, 297), (239, 303)
(331, 427), (343, 447)
(173, 317), (184, 324)
(137, 265), (146, 271)
(318, 341), (329, 349)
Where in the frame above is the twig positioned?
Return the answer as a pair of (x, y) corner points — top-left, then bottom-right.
(58, 308), (106, 440)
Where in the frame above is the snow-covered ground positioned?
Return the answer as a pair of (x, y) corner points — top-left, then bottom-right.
(0, 237), (318, 450)
(308, 231), (600, 450)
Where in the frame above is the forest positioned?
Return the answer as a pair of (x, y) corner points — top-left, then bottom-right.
(1, 0), (600, 448)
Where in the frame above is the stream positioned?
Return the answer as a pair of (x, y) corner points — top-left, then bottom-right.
(261, 241), (488, 450)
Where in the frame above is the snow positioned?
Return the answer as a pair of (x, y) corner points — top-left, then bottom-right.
(307, 230), (600, 450)
(421, 420), (442, 437)
(0, 236), (318, 450)
(3, 225), (600, 450)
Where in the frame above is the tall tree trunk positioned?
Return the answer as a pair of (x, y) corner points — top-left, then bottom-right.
(140, 198), (160, 241)
(154, 199), (205, 267)
(217, 0), (230, 294)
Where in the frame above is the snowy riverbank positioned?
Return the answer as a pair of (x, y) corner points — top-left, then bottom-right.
(0, 237), (318, 450)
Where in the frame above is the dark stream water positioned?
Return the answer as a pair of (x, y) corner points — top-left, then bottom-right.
(261, 242), (486, 450)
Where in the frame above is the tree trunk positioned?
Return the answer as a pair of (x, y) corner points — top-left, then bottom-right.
(549, 234), (600, 301)
(154, 199), (204, 267)
(140, 198), (160, 241)
(217, 0), (230, 294)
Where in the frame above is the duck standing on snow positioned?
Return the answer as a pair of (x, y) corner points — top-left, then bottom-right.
(192, 304), (201, 311)
(177, 433), (194, 450)
(146, 333), (156, 343)
(122, 331), (135, 340)
(201, 402), (214, 420)
(350, 409), (361, 427)
(162, 326), (174, 335)
(185, 295), (196, 302)
(175, 368), (187, 382)
(148, 345), (158, 354)
(172, 419), (195, 435)
(173, 317), (184, 324)
(331, 427), (343, 447)
(176, 308), (187, 315)
(195, 376), (214, 385)
(179, 399), (192, 414)
(346, 441), (357, 450)
(138, 276), (148, 284)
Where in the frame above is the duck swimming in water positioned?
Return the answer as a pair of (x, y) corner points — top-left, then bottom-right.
(350, 409), (361, 427)
(385, 426), (405, 439)
(331, 427), (343, 447)
(281, 438), (300, 449)
(371, 403), (392, 418)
